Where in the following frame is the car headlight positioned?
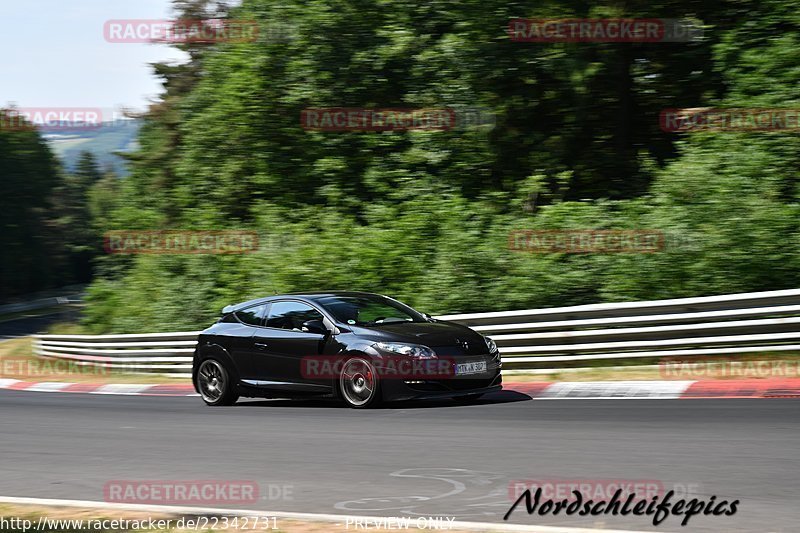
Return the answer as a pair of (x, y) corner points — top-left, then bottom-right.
(484, 336), (498, 354)
(375, 342), (436, 359)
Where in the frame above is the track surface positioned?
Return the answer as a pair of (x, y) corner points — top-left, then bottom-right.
(0, 312), (72, 341)
(1, 389), (797, 532)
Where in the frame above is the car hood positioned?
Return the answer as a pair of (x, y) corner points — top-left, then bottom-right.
(352, 321), (490, 356)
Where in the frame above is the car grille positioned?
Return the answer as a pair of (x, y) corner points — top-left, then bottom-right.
(404, 374), (501, 392)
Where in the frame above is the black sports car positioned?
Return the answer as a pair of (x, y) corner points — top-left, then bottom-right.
(192, 291), (502, 408)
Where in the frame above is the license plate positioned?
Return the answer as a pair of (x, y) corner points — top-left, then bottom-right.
(455, 361), (487, 375)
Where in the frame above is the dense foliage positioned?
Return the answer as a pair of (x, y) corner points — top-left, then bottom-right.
(1, 109), (116, 299)
(0, 111), (63, 297)
(7, 0), (800, 331)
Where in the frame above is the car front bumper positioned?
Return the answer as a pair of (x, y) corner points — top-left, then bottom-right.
(380, 371), (503, 402)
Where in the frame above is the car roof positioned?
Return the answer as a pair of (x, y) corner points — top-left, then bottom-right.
(221, 291), (388, 314)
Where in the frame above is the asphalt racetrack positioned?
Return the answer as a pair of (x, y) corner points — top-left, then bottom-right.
(0, 389), (797, 532)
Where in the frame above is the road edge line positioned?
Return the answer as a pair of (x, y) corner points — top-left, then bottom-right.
(0, 495), (659, 533)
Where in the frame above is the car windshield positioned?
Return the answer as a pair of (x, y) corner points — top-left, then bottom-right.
(316, 295), (426, 326)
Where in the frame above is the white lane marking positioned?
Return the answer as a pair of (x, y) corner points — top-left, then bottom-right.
(336, 468), (512, 519)
(90, 384), (154, 395)
(23, 382), (73, 393)
(0, 379), (711, 400)
(0, 380), (199, 397)
(541, 380), (695, 399)
(0, 496), (655, 533)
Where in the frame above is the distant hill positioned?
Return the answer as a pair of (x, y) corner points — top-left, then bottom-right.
(44, 119), (141, 176)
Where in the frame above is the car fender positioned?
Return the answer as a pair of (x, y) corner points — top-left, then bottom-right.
(339, 338), (382, 358)
(194, 341), (240, 390)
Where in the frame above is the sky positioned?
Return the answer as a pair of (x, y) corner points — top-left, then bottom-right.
(2, 0), (188, 113)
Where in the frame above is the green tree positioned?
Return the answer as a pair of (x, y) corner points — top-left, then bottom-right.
(0, 110), (62, 298)
(84, 0), (800, 332)
(51, 151), (105, 283)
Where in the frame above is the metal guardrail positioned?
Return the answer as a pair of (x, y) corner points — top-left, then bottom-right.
(32, 289), (800, 376)
(33, 332), (199, 376)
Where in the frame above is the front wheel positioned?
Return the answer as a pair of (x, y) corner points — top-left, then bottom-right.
(196, 359), (239, 406)
(339, 357), (381, 409)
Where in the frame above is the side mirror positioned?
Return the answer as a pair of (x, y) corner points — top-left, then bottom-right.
(422, 313), (435, 322)
(301, 319), (328, 335)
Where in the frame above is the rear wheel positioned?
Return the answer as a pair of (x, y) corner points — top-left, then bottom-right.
(339, 357), (381, 409)
(196, 359), (239, 406)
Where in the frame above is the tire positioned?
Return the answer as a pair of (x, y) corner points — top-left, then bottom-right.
(196, 358), (239, 406)
(452, 393), (484, 404)
(339, 356), (381, 409)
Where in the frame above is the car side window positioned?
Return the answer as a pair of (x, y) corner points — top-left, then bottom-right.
(235, 304), (267, 326)
(265, 301), (323, 331)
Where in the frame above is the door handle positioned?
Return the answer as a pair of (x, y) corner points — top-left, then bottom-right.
(255, 342), (269, 350)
